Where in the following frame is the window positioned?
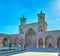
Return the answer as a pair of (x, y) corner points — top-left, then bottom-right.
(20, 28), (23, 33)
(40, 30), (42, 32)
(38, 26), (42, 32)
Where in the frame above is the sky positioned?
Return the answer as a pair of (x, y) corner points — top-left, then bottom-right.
(0, 0), (60, 34)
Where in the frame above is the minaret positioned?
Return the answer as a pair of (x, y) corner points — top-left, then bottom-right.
(38, 11), (45, 22)
(37, 11), (47, 32)
(20, 15), (26, 25)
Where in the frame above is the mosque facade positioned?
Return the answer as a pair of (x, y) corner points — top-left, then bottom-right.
(0, 11), (60, 48)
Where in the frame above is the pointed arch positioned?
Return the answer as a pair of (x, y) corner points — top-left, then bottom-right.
(38, 26), (43, 32)
(25, 28), (36, 47)
(0, 38), (3, 46)
(57, 37), (60, 48)
(25, 28), (36, 36)
(20, 38), (23, 46)
(3, 37), (8, 46)
(45, 35), (54, 48)
(39, 38), (43, 47)
(14, 37), (19, 46)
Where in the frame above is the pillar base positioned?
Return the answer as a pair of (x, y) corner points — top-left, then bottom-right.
(36, 45), (39, 48)
(43, 45), (45, 48)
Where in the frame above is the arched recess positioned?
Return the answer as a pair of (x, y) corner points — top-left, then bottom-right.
(0, 38), (3, 46)
(25, 28), (36, 47)
(45, 35), (54, 48)
(57, 37), (60, 48)
(3, 37), (8, 46)
(14, 37), (19, 46)
(39, 38), (43, 47)
(20, 39), (23, 46)
(38, 26), (43, 32)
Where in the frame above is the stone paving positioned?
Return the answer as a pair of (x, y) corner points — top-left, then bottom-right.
(0, 48), (60, 56)
(11, 52), (59, 56)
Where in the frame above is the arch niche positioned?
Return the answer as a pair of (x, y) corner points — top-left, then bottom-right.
(14, 37), (19, 46)
(3, 37), (8, 46)
(45, 35), (54, 48)
(25, 28), (36, 47)
(39, 38), (43, 47)
(57, 37), (60, 48)
(20, 39), (23, 46)
(0, 38), (3, 46)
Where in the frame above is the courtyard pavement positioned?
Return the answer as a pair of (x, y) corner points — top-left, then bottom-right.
(0, 48), (60, 56)
(11, 52), (59, 56)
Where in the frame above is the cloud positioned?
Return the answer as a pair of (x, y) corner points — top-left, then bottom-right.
(55, 0), (60, 10)
(50, 0), (60, 15)
(53, 0), (60, 12)
(5, 25), (19, 34)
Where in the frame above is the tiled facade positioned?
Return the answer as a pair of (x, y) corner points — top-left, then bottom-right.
(0, 11), (60, 48)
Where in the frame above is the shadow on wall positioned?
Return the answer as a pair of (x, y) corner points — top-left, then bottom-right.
(58, 53), (60, 56)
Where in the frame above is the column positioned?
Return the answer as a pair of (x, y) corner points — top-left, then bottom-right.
(36, 39), (39, 48)
(43, 38), (45, 48)
(54, 37), (57, 48)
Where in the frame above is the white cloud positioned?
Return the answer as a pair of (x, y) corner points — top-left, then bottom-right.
(53, 0), (60, 11)
(55, 0), (60, 10)
(50, 0), (60, 14)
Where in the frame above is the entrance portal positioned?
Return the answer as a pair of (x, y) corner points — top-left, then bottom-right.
(25, 28), (36, 47)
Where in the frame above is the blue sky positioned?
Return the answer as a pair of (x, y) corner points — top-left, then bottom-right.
(0, 0), (60, 34)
